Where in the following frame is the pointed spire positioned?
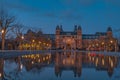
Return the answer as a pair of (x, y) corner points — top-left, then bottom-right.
(107, 26), (112, 32)
(56, 25), (60, 30)
(60, 25), (63, 31)
(78, 25), (81, 30)
(74, 25), (77, 32)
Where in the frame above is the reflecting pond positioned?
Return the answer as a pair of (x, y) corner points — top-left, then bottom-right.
(0, 51), (120, 80)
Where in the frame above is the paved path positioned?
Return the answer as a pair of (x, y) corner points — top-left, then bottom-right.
(0, 50), (120, 58)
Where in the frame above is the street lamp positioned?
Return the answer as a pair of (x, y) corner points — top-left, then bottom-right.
(1, 29), (5, 50)
(39, 41), (41, 44)
(19, 35), (24, 50)
(21, 36), (24, 40)
(32, 39), (35, 43)
(110, 40), (113, 43)
(1, 29), (4, 34)
(115, 40), (118, 52)
(102, 42), (104, 45)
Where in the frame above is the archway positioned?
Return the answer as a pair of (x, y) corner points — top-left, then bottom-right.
(63, 37), (76, 50)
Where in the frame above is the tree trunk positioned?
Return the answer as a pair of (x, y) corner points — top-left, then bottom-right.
(2, 34), (5, 50)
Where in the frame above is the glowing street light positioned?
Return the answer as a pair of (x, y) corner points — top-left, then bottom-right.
(102, 42), (104, 45)
(32, 39), (35, 42)
(1, 29), (5, 50)
(110, 40), (113, 43)
(1, 29), (4, 34)
(21, 36), (24, 40)
(39, 41), (41, 44)
(0, 73), (1, 77)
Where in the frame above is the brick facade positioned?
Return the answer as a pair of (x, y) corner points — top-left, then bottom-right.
(55, 25), (118, 51)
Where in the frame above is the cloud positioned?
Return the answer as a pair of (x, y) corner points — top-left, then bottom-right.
(78, 0), (96, 6)
(42, 11), (82, 20)
(43, 12), (57, 18)
(2, 0), (83, 21)
(63, 0), (96, 6)
(105, 0), (120, 7)
(59, 10), (82, 20)
(3, 0), (39, 13)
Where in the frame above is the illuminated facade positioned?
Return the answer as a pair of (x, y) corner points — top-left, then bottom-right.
(18, 29), (52, 50)
(55, 25), (118, 51)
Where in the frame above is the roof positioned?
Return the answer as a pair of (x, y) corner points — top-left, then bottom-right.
(60, 31), (77, 35)
(95, 32), (107, 36)
(43, 34), (55, 40)
(82, 34), (99, 39)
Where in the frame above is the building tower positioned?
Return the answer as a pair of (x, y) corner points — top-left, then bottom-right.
(77, 25), (82, 49)
(74, 25), (77, 32)
(55, 25), (61, 48)
(107, 26), (113, 38)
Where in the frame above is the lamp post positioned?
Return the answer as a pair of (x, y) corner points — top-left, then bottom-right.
(19, 35), (24, 50)
(115, 40), (118, 52)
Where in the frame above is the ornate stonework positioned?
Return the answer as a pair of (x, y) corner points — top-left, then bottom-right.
(55, 25), (118, 51)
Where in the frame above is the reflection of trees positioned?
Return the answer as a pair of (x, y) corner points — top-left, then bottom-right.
(0, 58), (4, 79)
(22, 54), (52, 72)
(0, 57), (23, 80)
(3, 57), (24, 80)
(1, 52), (119, 79)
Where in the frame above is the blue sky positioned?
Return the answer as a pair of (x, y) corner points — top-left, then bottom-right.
(1, 0), (120, 34)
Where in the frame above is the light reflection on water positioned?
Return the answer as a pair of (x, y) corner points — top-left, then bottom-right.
(0, 51), (120, 80)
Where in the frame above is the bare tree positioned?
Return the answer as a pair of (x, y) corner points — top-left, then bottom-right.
(12, 24), (24, 38)
(11, 24), (26, 50)
(0, 10), (15, 50)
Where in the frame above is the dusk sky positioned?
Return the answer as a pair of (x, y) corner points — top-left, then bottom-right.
(1, 0), (120, 34)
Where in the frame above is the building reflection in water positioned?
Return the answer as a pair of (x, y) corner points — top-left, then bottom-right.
(55, 52), (118, 77)
(55, 51), (82, 77)
(0, 54), (52, 80)
(0, 52), (119, 79)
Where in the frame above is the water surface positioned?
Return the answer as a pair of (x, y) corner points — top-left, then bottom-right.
(0, 51), (120, 80)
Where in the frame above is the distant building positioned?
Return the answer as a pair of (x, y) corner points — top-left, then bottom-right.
(18, 29), (52, 50)
(55, 25), (118, 51)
